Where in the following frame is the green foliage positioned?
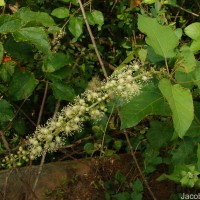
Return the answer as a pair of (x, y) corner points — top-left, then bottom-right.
(158, 78), (194, 138)
(0, 0), (200, 197)
(185, 22), (200, 53)
(120, 83), (171, 129)
(138, 14), (179, 59)
(8, 70), (38, 101)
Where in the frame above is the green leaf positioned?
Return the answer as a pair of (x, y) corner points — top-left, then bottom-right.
(120, 83), (171, 129)
(8, 70), (38, 101)
(143, 0), (156, 4)
(0, 42), (3, 63)
(138, 15), (179, 58)
(84, 143), (95, 154)
(185, 22), (200, 52)
(132, 179), (143, 193)
(175, 71), (194, 89)
(0, 61), (16, 82)
(0, 0), (5, 6)
(43, 53), (70, 73)
(158, 78), (194, 138)
(86, 12), (95, 25)
(147, 121), (173, 149)
(51, 81), (75, 101)
(197, 144), (200, 170)
(68, 16), (83, 39)
(0, 15), (22, 33)
(175, 46), (196, 73)
(51, 7), (69, 19)
(13, 27), (51, 53)
(91, 10), (104, 27)
(0, 100), (14, 123)
(172, 138), (195, 164)
(5, 37), (34, 63)
(17, 8), (55, 27)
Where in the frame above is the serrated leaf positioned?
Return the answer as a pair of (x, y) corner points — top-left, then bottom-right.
(0, 42), (3, 63)
(43, 53), (70, 73)
(185, 22), (200, 52)
(91, 10), (104, 26)
(138, 15), (179, 58)
(8, 70), (38, 101)
(68, 16), (83, 39)
(17, 8), (55, 27)
(0, 100), (14, 123)
(120, 83), (171, 129)
(13, 27), (51, 53)
(158, 78), (194, 138)
(51, 81), (75, 101)
(51, 7), (69, 19)
(0, 15), (22, 33)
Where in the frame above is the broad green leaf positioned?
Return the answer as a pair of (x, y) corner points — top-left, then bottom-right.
(175, 46), (196, 73)
(158, 78), (194, 138)
(0, 61), (16, 82)
(0, 100), (14, 123)
(13, 27), (51, 53)
(86, 12), (95, 25)
(51, 81), (75, 101)
(120, 83), (171, 129)
(51, 7), (69, 19)
(138, 15), (179, 58)
(0, 0), (5, 6)
(185, 23), (200, 52)
(175, 71), (194, 89)
(43, 53), (70, 73)
(8, 70), (38, 101)
(5, 37), (34, 63)
(0, 42), (3, 63)
(0, 15), (22, 33)
(68, 16), (83, 39)
(91, 10), (104, 27)
(17, 8), (55, 27)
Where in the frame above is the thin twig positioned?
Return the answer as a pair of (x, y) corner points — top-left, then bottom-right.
(32, 81), (49, 195)
(37, 81), (49, 126)
(32, 152), (46, 192)
(77, 0), (108, 79)
(124, 131), (157, 200)
(175, 4), (199, 17)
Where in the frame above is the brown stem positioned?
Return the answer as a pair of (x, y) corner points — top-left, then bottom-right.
(37, 81), (49, 126)
(124, 131), (157, 200)
(77, 0), (108, 79)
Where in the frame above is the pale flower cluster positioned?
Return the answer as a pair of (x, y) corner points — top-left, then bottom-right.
(1, 63), (151, 168)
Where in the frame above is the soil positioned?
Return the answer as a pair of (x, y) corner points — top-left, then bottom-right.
(0, 154), (179, 200)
